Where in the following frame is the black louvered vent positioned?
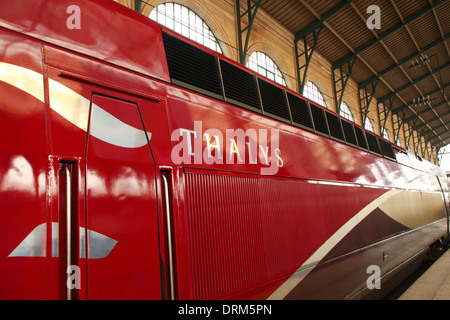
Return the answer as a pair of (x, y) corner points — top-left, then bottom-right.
(354, 126), (368, 150)
(287, 93), (313, 130)
(310, 104), (329, 136)
(379, 139), (396, 160)
(258, 78), (291, 121)
(342, 120), (358, 146)
(326, 113), (344, 141)
(366, 132), (381, 154)
(220, 60), (261, 111)
(162, 32), (222, 97)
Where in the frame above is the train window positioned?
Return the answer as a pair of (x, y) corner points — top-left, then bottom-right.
(310, 104), (329, 136)
(379, 138), (396, 160)
(287, 93), (314, 131)
(326, 112), (345, 141)
(341, 120), (358, 147)
(162, 32), (223, 99)
(258, 78), (291, 121)
(354, 126), (368, 150)
(220, 60), (262, 112)
(366, 132), (382, 155)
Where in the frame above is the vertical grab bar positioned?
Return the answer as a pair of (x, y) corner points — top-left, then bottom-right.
(161, 175), (175, 300)
(64, 166), (72, 301)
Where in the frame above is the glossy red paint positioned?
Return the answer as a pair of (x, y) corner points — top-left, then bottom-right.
(0, 0), (170, 83)
(0, 0), (449, 300)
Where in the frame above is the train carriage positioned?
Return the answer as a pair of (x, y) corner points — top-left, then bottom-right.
(0, 0), (449, 300)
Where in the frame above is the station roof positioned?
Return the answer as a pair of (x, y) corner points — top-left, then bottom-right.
(259, 0), (449, 150)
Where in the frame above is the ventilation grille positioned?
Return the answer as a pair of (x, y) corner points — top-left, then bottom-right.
(220, 60), (261, 111)
(258, 78), (290, 121)
(379, 139), (396, 160)
(366, 132), (381, 154)
(342, 120), (358, 146)
(354, 126), (368, 150)
(310, 104), (329, 136)
(326, 113), (344, 141)
(162, 32), (222, 98)
(161, 32), (398, 163)
(287, 93), (313, 131)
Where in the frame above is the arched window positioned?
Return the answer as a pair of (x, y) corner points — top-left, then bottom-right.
(364, 118), (374, 132)
(381, 128), (389, 141)
(246, 51), (286, 86)
(303, 81), (325, 108)
(150, 2), (222, 53)
(340, 102), (354, 122)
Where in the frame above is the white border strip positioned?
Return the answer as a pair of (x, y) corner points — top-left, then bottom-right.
(0, 62), (151, 149)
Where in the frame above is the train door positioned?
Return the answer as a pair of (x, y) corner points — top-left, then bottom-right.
(84, 93), (162, 299)
(44, 50), (166, 299)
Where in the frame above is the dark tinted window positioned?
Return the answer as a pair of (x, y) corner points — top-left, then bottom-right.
(220, 60), (261, 111)
(163, 32), (222, 98)
(258, 78), (290, 121)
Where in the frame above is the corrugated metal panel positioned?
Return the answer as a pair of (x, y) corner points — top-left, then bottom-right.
(261, 0), (316, 32)
(395, 0), (430, 21)
(382, 28), (418, 62)
(408, 13), (442, 48)
(307, 0), (342, 16)
(328, 9), (371, 49)
(360, 42), (396, 72)
(315, 28), (350, 62)
(183, 171), (318, 299)
(436, 1), (450, 35)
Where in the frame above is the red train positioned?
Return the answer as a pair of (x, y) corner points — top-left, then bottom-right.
(0, 0), (449, 300)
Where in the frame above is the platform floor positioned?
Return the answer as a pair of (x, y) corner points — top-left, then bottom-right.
(398, 248), (450, 300)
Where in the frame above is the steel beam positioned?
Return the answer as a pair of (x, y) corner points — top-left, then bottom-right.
(378, 61), (450, 103)
(402, 101), (447, 123)
(378, 95), (396, 136)
(296, 25), (323, 94)
(294, 0), (354, 94)
(358, 78), (380, 127)
(333, 57), (357, 113)
(393, 110), (408, 145)
(359, 34), (450, 88)
(419, 119), (450, 137)
(393, 83), (450, 115)
(236, 0), (261, 65)
(134, 0), (142, 13)
(294, 0), (355, 41)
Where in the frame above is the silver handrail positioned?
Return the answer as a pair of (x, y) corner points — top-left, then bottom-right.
(65, 166), (72, 301)
(161, 175), (174, 300)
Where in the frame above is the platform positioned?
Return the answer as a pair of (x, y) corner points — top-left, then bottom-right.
(398, 249), (450, 300)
